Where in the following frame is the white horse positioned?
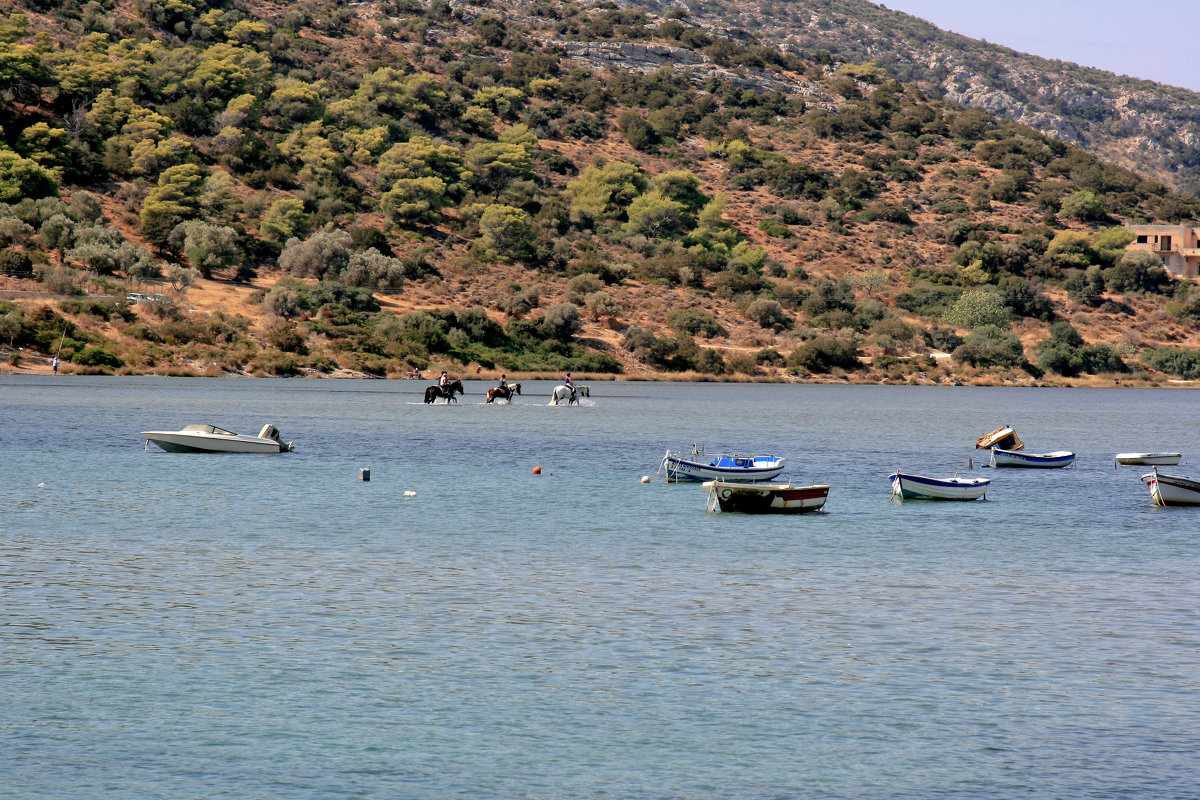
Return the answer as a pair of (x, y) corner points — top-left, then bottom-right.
(549, 384), (590, 405)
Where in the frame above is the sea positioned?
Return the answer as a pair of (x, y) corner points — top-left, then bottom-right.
(2, 375), (1198, 799)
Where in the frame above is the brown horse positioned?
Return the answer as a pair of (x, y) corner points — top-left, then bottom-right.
(424, 379), (464, 404)
(485, 383), (521, 403)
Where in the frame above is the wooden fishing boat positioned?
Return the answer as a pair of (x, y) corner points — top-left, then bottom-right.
(703, 479), (828, 513)
(989, 448), (1075, 468)
(975, 426), (1023, 451)
(1141, 468), (1200, 506)
(890, 470), (990, 500)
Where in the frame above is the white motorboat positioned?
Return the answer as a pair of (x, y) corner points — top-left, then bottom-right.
(890, 470), (990, 500)
(989, 448), (1075, 468)
(1114, 452), (1181, 466)
(142, 424), (294, 453)
(1141, 468), (1200, 506)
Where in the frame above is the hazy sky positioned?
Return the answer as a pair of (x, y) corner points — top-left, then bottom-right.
(876, 0), (1200, 92)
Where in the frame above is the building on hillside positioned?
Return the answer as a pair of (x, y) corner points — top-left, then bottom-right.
(1125, 224), (1200, 278)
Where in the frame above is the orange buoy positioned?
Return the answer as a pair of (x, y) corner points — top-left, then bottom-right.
(532, 466), (542, 474)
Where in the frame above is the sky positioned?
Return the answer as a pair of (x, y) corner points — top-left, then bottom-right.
(875, 0), (1200, 92)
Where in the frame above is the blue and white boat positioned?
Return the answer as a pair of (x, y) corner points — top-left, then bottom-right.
(989, 448), (1075, 468)
(661, 445), (786, 482)
(890, 470), (990, 500)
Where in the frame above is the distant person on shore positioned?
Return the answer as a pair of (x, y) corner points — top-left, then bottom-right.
(51, 356), (58, 374)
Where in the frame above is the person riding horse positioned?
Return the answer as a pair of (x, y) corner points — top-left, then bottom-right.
(563, 372), (576, 403)
(425, 376), (464, 403)
(486, 376), (521, 403)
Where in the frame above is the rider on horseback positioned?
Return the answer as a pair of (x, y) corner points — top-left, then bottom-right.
(563, 371), (576, 403)
(439, 371), (449, 390)
(497, 374), (509, 399)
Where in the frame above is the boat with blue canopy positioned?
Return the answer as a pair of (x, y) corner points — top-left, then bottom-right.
(660, 444), (786, 482)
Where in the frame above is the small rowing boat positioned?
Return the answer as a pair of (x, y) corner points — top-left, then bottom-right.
(989, 448), (1075, 469)
(1114, 452), (1181, 466)
(889, 470), (990, 500)
(1141, 468), (1200, 506)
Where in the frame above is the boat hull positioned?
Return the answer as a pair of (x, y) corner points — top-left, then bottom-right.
(1141, 470), (1200, 506)
(142, 432), (286, 454)
(663, 452), (785, 482)
(890, 471), (989, 500)
(989, 449), (1075, 468)
(1115, 452), (1181, 466)
(704, 480), (829, 513)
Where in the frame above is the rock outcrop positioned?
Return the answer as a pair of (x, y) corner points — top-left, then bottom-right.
(622, 0), (1200, 196)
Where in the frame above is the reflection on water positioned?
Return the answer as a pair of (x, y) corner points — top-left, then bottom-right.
(2, 376), (1199, 799)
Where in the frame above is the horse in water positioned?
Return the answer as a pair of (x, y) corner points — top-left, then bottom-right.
(549, 384), (589, 405)
(485, 383), (521, 404)
(424, 379), (464, 404)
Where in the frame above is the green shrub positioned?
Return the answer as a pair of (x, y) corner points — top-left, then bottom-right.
(896, 283), (963, 318)
(951, 325), (1024, 368)
(758, 219), (792, 238)
(666, 308), (723, 338)
(1142, 347), (1200, 379)
(786, 336), (860, 373)
(71, 346), (124, 369)
(943, 288), (1010, 329)
(923, 326), (964, 353)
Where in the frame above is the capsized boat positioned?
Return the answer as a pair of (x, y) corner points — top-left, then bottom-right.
(142, 424), (294, 453)
(703, 479), (829, 513)
(890, 470), (990, 500)
(1114, 452), (1181, 466)
(975, 426), (1023, 451)
(1141, 468), (1200, 506)
(989, 448), (1074, 468)
(661, 445), (785, 482)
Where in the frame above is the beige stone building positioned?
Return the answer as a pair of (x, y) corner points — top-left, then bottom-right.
(1125, 224), (1200, 278)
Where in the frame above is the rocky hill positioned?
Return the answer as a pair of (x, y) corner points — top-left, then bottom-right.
(637, 0), (1200, 197)
(6, 0), (1200, 387)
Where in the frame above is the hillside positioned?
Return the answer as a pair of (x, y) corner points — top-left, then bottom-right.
(637, 0), (1200, 196)
(6, 0), (1200, 386)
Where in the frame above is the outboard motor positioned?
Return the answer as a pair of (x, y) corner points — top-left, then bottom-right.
(258, 424), (295, 452)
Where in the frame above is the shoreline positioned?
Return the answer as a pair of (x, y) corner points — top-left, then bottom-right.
(2, 353), (1191, 388)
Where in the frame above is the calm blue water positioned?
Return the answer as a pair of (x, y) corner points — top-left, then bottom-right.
(2, 376), (1198, 799)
